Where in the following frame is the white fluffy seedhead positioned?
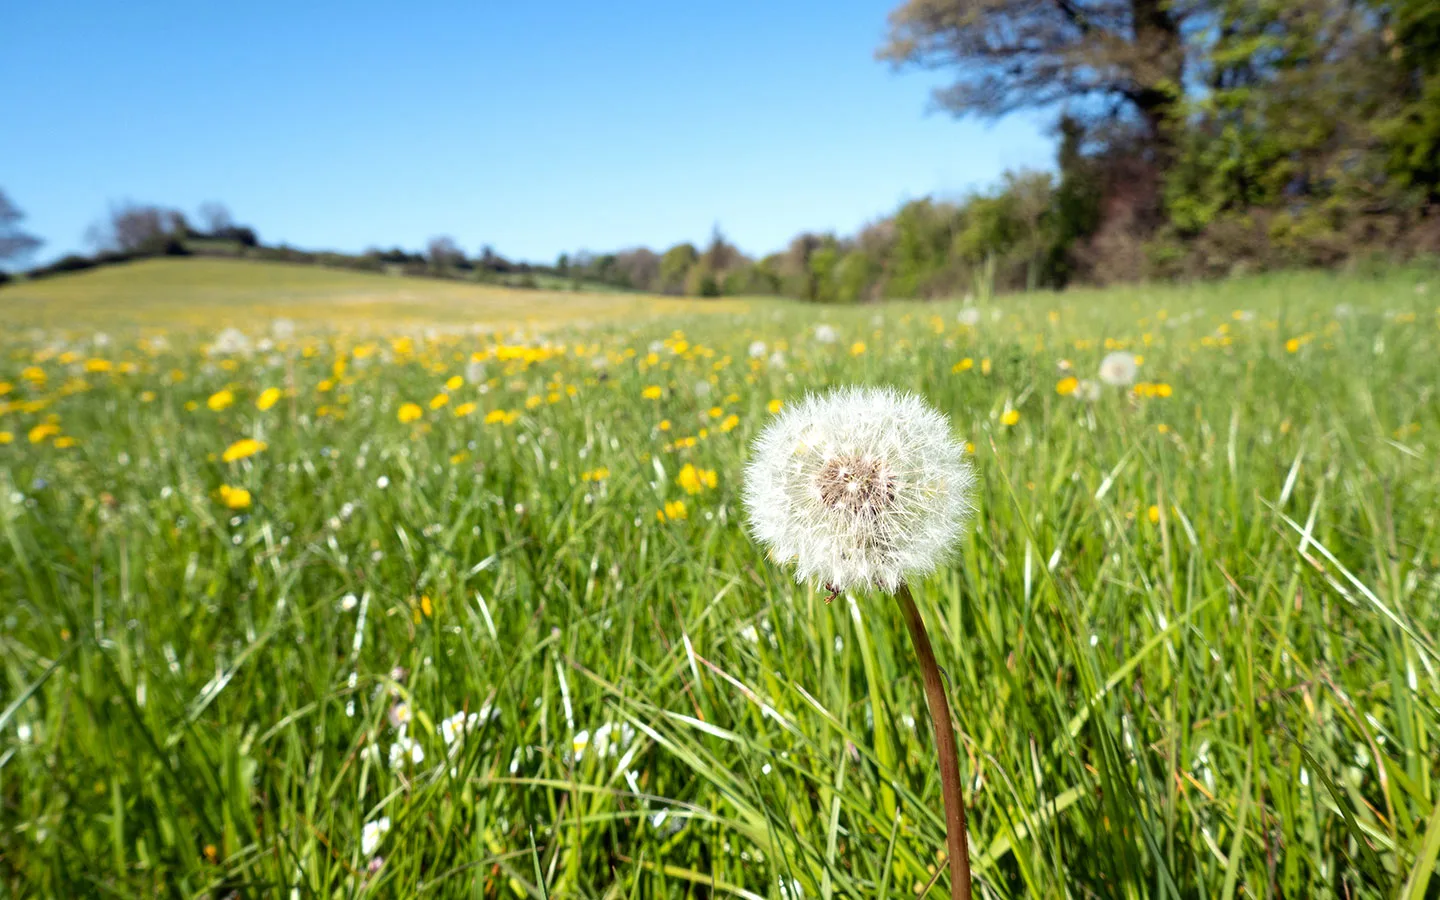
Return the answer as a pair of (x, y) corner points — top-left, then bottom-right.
(743, 386), (976, 595)
(1098, 351), (1138, 386)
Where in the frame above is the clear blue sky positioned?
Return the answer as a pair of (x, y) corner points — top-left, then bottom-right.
(1, 0), (1052, 266)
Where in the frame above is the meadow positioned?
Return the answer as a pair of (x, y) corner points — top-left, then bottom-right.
(1, 264), (1438, 898)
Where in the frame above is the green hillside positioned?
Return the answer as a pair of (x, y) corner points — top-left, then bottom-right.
(0, 257), (743, 331)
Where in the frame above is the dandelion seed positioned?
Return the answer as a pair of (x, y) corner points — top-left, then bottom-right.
(814, 325), (838, 344)
(743, 386), (975, 594)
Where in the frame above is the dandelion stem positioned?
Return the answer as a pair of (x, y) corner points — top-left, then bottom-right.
(895, 582), (972, 900)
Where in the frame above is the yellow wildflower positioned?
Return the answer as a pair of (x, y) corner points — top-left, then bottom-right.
(454, 401), (477, 417)
(1001, 409), (1020, 426)
(677, 463), (718, 494)
(28, 423), (60, 443)
(720, 414), (740, 433)
(445, 375), (463, 391)
(207, 389), (235, 411)
(256, 387), (281, 411)
(0, 431), (10, 444)
(430, 393), (450, 410)
(53, 436), (77, 449)
(981, 358), (992, 375)
(642, 385), (662, 400)
(657, 499), (688, 522)
(1056, 376), (1079, 396)
(850, 341), (866, 356)
(952, 358), (973, 373)
(222, 438), (267, 462)
(398, 402), (423, 423)
(1148, 505), (1160, 524)
(84, 359), (113, 373)
(218, 485), (252, 509)
(767, 399), (783, 414)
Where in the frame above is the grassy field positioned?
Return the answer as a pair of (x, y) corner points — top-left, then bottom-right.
(2, 266), (1438, 897)
(0, 258), (746, 331)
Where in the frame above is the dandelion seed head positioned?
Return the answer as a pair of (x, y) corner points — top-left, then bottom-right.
(743, 386), (975, 594)
(1098, 351), (1139, 386)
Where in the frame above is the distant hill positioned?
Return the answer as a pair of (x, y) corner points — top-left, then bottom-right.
(0, 257), (740, 331)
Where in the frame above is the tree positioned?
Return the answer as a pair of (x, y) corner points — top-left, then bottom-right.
(427, 235), (465, 269)
(88, 202), (188, 254)
(878, 0), (1196, 155)
(0, 189), (43, 267)
(658, 243), (699, 295)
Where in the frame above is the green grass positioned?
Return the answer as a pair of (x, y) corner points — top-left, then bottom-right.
(0, 257), (743, 330)
(1, 267), (1438, 897)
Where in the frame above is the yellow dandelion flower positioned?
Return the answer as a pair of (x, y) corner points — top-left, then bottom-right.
(430, 393), (450, 410)
(420, 595), (433, 617)
(658, 419), (672, 431)
(256, 387), (281, 411)
(218, 485), (252, 510)
(657, 499), (688, 522)
(1056, 376), (1079, 396)
(21, 366), (45, 383)
(84, 359), (113, 373)
(454, 401), (477, 417)
(1001, 409), (1020, 426)
(0, 381), (11, 395)
(398, 402), (423, 423)
(450, 450), (469, 464)
(720, 414), (740, 432)
(525, 395), (542, 409)
(952, 358), (973, 373)
(445, 375), (463, 391)
(981, 358), (992, 375)
(0, 431), (11, 444)
(1147, 505), (1160, 524)
(850, 341), (866, 356)
(53, 436), (77, 449)
(1156, 424), (1170, 434)
(642, 385), (662, 400)
(1154, 383), (1172, 398)
(28, 423), (60, 443)
(222, 438), (267, 462)
(207, 389), (235, 411)
(1285, 338), (1301, 353)
(965, 441), (975, 454)
(767, 399), (783, 414)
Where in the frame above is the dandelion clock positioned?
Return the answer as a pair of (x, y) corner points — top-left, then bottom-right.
(744, 386), (975, 595)
(743, 385), (978, 900)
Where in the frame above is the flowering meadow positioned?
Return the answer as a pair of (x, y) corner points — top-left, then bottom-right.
(3, 267), (1439, 897)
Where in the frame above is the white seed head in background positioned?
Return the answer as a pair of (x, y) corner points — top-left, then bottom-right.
(1098, 351), (1139, 386)
(743, 386), (975, 594)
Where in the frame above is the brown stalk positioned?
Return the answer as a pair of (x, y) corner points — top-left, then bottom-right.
(895, 582), (972, 900)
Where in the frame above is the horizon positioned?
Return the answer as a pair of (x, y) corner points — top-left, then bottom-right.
(1, 0), (1052, 268)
